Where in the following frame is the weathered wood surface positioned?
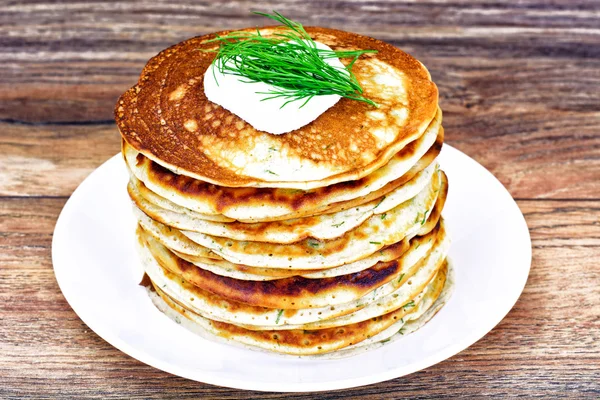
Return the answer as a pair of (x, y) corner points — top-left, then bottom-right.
(1, 1), (599, 398)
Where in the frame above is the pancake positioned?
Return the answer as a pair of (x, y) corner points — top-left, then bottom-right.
(418, 168), (448, 236)
(137, 219), (448, 328)
(136, 213), (413, 281)
(146, 261), (448, 356)
(128, 162), (437, 244)
(171, 239), (410, 281)
(179, 170), (444, 269)
(122, 115), (442, 222)
(116, 26), (439, 189)
(140, 223), (442, 309)
(128, 174), (235, 223)
(132, 168), (448, 276)
(135, 209), (223, 259)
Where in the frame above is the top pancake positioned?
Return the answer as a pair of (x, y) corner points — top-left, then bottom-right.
(116, 26), (438, 189)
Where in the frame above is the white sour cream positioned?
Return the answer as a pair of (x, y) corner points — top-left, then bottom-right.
(204, 41), (345, 135)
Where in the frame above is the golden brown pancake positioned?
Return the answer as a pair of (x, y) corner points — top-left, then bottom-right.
(137, 220), (449, 329)
(418, 170), (448, 236)
(122, 123), (443, 222)
(116, 26), (438, 189)
(128, 163), (438, 244)
(178, 170), (443, 269)
(171, 239), (410, 281)
(147, 261), (448, 356)
(141, 224), (441, 310)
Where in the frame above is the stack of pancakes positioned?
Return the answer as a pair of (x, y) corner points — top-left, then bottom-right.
(116, 26), (453, 356)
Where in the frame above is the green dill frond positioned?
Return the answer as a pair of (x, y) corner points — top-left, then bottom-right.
(203, 11), (378, 108)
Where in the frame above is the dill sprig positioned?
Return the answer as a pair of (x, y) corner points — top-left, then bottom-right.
(203, 11), (378, 108)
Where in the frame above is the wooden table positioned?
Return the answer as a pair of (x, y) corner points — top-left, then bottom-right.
(2, 1), (599, 398)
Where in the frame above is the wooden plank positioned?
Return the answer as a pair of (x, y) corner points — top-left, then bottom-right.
(0, 125), (120, 197)
(1, 198), (598, 398)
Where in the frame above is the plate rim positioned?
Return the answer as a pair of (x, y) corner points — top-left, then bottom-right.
(52, 144), (532, 392)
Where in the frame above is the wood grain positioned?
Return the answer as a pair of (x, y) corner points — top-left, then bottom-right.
(1, 1), (599, 398)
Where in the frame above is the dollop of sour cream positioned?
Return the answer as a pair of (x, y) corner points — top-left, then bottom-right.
(204, 41), (346, 135)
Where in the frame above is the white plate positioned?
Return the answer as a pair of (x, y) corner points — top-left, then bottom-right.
(52, 145), (531, 392)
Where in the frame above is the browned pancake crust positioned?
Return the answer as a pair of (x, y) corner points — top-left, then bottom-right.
(116, 26), (438, 187)
(143, 220), (441, 310)
(151, 261), (448, 355)
(418, 170), (448, 236)
(125, 126), (443, 222)
(173, 239), (410, 280)
(191, 171), (442, 264)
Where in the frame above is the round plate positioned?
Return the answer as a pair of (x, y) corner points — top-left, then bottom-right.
(52, 145), (531, 392)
